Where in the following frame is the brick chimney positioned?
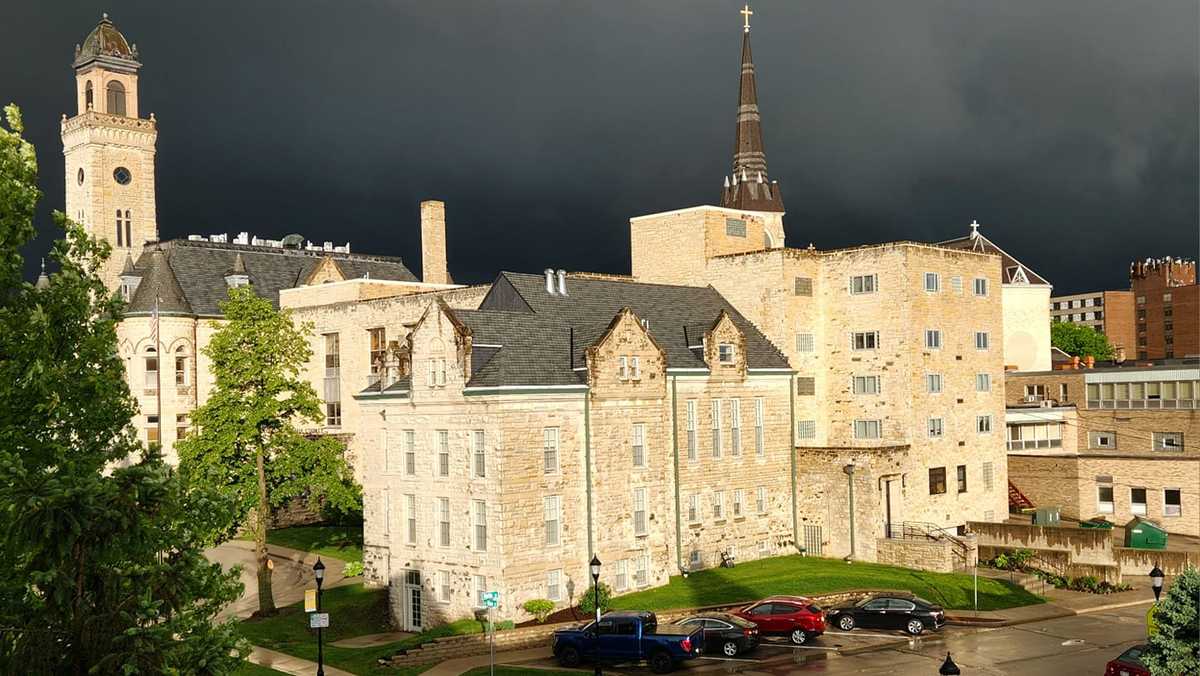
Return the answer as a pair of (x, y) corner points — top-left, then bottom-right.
(420, 200), (449, 285)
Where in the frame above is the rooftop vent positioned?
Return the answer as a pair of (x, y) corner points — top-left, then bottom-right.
(556, 269), (567, 296)
(544, 268), (556, 295)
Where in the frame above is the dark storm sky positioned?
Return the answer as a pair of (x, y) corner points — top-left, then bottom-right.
(4, 1), (1198, 293)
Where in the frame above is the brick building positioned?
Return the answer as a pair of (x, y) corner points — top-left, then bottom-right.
(1131, 258), (1198, 360)
(1005, 363), (1200, 535)
(1050, 290), (1137, 355)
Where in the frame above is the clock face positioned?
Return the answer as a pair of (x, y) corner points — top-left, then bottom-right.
(113, 166), (132, 185)
(77, 168), (84, 185)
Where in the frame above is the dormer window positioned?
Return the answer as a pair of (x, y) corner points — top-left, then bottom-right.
(618, 356), (629, 380)
(630, 357), (641, 380)
(718, 344), (735, 364)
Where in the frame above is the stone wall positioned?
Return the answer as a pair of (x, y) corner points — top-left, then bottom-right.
(976, 545), (1121, 584)
(969, 522), (1115, 566)
(876, 537), (955, 573)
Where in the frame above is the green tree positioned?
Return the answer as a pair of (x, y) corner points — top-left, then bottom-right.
(1144, 568), (1200, 676)
(0, 104), (246, 673)
(1051, 321), (1114, 361)
(177, 286), (360, 616)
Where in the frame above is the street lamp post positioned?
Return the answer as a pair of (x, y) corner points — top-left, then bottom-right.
(590, 556), (602, 676)
(938, 652), (961, 675)
(1149, 564), (1164, 602)
(314, 558), (326, 676)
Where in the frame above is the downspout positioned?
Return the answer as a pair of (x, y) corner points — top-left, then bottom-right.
(790, 378), (800, 552)
(584, 392), (594, 559)
(670, 376), (686, 574)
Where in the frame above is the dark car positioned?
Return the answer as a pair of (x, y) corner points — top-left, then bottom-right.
(825, 594), (945, 636)
(677, 612), (760, 657)
(1104, 644), (1150, 676)
(551, 610), (704, 674)
(732, 595), (825, 645)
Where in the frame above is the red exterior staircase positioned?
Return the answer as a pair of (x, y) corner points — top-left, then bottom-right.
(1008, 481), (1035, 512)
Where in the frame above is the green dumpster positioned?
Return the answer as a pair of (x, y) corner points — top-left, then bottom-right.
(1124, 517), (1168, 549)
(1081, 518), (1114, 530)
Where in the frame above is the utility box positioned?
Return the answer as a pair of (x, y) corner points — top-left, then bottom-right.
(1124, 517), (1168, 550)
(1032, 507), (1061, 526)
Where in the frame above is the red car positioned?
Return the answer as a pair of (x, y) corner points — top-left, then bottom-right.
(733, 595), (825, 645)
(1104, 644), (1150, 676)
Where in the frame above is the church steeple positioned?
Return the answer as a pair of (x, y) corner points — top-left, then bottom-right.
(720, 5), (784, 213)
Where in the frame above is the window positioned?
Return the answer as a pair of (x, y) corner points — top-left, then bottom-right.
(718, 344), (734, 363)
(144, 353), (158, 390)
(474, 575), (487, 607)
(754, 398), (765, 456)
(437, 497), (450, 547)
(116, 210), (124, 247)
(794, 277), (813, 296)
(928, 467), (947, 495)
(1164, 292), (1173, 302)
(730, 400), (741, 456)
(756, 486), (767, 513)
(796, 377), (815, 396)
(1025, 384), (1046, 401)
(630, 356), (641, 380)
(796, 333), (814, 352)
(689, 550), (702, 569)
(1164, 489), (1182, 517)
(633, 488), (648, 535)
(928, 418), (944, 438)
(615, 560), (629, 591)
(471, 500), (487, 551)
(926, 373), (943, 394)
(123, 211), (131, 249)
(1089, 431), (1116, 449)
(851, 331), (879, 350)
(686, 400), (698, 462)
(635, 555), (649, 588)
(471, 430), (486, 478)
(1130, 488), (1147, 516)
(175, 414), (189, 440)
(850, 274), (878, 294)
(106, 80), (126, 116)
(1007, 423), (1063, 450)
(618, 356), (628, 380)
(950, 276), (963, 293)
(712, 491), (725, 520)
(924, 272), (940, 292)
(796, 419), (816, 440)
(544, 496), (561, 546)
(546, 570), (562, 602)
(1154, 432), (1183, 451)
(368, 328), (386, 376)
(711, 400), (723, 458)
(854, 419), (882, 440)
(84, 80), (93, 109)
(853, 375), (881, 395)
(974, 373), (991, 392)
(687, 494), (700, 523)
(956, 465), (967, 493)
(543, 427), (559, 473)
(323, 333), (341, 425)
(405, 495), (417, 544)
(973, 278), (988, 296)
(977, 415), (992, 434)
(733, 489), (745, 517)
(438, 570), (451, 603)
(174, 349), (187, 386)
(975, 332), (990, 350)
(1097, 485), (1114, 514)
(436, 358), (446, 386)
(436, 431), (450, 477)
(983, 462), (994, 491)
(925, 329), (941, 350)
(630, 423), (647, 467)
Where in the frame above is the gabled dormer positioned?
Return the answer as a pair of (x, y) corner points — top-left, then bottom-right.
(304, 256), (345, 285)
(409, 299), (473, 395)
(118, 253), (141, 300)
(703, 310), (747, 381)
(585, 307), (667, 399)
(224, 252), (250, 288)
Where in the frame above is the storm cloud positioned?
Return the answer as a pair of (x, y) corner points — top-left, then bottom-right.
(4, 0), (1197, 293)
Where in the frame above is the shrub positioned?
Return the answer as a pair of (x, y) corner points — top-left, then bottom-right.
(579, 582), (613, 616)
(343, 560), (364, 577)
(522, 599), (556, 623)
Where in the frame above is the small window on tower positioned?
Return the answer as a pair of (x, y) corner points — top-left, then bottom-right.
(84, 80), (94, 110)
(106, 80), (127, 116)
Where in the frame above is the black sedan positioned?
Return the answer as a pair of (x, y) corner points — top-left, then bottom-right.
(825, 595), (945, 636)
(676, 612), (760, 657)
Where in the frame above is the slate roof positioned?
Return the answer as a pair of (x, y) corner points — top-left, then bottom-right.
(124, 238), (417, 317)
(452, 272), (790, 388)
(938, 228), (1050, 286)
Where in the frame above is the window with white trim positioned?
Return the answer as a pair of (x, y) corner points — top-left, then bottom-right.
(472, 430), (486, 478)
(544, 495), (561, 546)
(975, 332), (990, 350)
(853, 375), (881, 395)
(924, 272), (940, 292)
(631, 423), (646, 467)
(850, 274), (878, 294)
(437, 497), (451, 547)
(438, 570), (451, 603)
(754, 398), (765, 456)
(615, 560), (629, 591)
(1097, 485), (1114, 514)
(851, 331), (879, 350)
(686, 400), (698, 462)
(718, 344), (735, 363)
(635, 555), (649, 588)
(543, 427), (559, 473)
(403, 429), (416, 475)
(928, 417), (944, 438)
(756, 486), (767, 513)
(618, 356), (628, 380)
(633, 488), (648, 536)
(1164, 489), (1182, 517)
(405, 494), (417, 544)
(1130, 488), (1147, 516)
(854, 419), (882, 440)
(436, 430), (450, 477)
(927, 373), (943, 394)
(472, 500), (487, 551)
(977, 415), (993, 434)
(925, 329), (942, 350)
(546, 569), (562, 601)
(733, 489), (744, 517)
(712, 491), (725, 520)
(1089, 430), (1116, 449)
(975, 373), (991, 392)
(631, 356), (641, 380)
(1154, 432), (1183, 452)
(687, 494), (700, 523)
(796, 420), (816, 440)
(711, 400), (723, 458)
(973, 278), (988, 296)
(474, 575), (487, 607)
(730, 400), (741, 457)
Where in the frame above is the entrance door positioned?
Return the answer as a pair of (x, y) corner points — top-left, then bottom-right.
(403, 570), (423, 631)
(884, 478), (904, 537)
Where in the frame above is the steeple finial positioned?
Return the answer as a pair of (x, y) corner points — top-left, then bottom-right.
(740, 4), (753, 33)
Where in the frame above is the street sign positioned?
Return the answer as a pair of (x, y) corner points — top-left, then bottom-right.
(1147, 603), (1159, 637)
(309, 612), (330, 629)
(305, 589), (317, 613)
(483, 591), (499, 608)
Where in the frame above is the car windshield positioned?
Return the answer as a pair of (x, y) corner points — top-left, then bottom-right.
(1120, 646), (1147, 664)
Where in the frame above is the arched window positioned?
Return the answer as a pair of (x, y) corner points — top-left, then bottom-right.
(116, 210), (123, 246)
(124, 210), (132, 248)
(84, 81), (94, 110)
(144, 346), (158, 391)
(106, 81), (126, 116)
(174, 345), (188, 386)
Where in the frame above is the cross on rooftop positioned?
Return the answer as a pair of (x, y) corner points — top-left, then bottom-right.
(970, 220), (981, 237)
(741, 4), (753, 32)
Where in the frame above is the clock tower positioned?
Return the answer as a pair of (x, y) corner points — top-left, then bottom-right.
(62, 14), (158, 292)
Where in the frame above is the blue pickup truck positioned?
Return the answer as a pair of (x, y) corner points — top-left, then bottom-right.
(552, 611), (705, 673)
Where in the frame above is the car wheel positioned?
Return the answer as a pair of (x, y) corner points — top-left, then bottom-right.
(790, 628), (809, 645)
(557, 646), (581, 667)
(722, 640), (739, 657)
(649, 650), (675, 674)
(906, 619), (924, 636)
(837, 615), (855, 631)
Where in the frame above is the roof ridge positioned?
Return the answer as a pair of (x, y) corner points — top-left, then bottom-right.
(500, 270), (720, 293)
(160, 237), (412, 265)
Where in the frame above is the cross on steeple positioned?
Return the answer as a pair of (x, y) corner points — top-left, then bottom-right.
(970, 220), (981, 238)
(740, 4), (753, 32)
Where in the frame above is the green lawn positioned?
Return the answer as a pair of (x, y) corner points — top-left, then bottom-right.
(233, 662), (287, 676)
(610, 555), (1043, 612)
(238, 582), (506, 675)
(263, 525), (363, 563)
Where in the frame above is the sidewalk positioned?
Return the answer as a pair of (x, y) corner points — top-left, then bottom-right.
(247, 645), (357, 676)
(418, 647), (560, 676)
(947, 577), (1154, 627)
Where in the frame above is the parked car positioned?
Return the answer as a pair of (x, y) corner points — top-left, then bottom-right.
(551, 610), (705, 674)
(676, 612), (760, 657)
(1104, 644), (1150, 676)
(732, 595), (825, 645)
(825, 594), (945, 636)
